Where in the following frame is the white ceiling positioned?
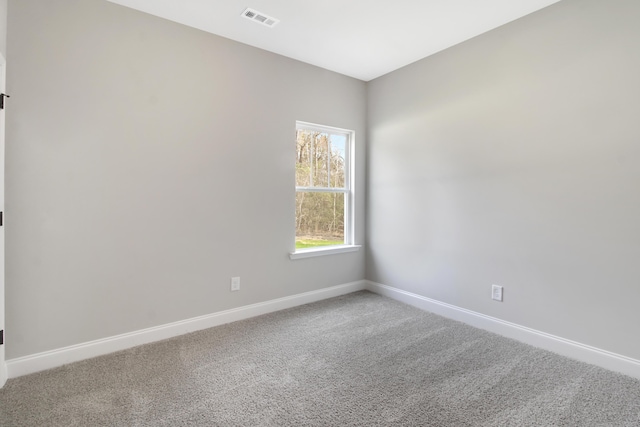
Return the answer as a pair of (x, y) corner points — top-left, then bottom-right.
(106, 0), (562, 81)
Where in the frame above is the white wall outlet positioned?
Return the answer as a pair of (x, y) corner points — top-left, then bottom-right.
(231, 277), (240, 292)
(491, 285), (503, 302)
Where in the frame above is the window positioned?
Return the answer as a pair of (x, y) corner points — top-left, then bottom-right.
(292, 122), (358, 259)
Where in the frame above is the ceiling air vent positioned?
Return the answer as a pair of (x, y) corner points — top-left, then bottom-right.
(241, 8), (279, 28)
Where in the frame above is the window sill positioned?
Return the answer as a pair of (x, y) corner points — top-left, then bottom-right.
(289, 245), (361, 260)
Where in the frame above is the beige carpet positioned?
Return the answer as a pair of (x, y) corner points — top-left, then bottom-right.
(1, 291), (640, 426)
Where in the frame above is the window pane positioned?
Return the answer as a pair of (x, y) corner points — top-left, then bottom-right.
(295, 191), (345, 248)
(295, 130), (312, 187)
(313, 133), (330, 187)
(330, 134), (346, 188)
(296, 129), (347, 189)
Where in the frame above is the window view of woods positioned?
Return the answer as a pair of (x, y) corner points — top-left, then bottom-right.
(295, 127), (349, 249)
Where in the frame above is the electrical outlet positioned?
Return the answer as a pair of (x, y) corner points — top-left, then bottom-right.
(231, 277), (240, 292)
(492, 285), (503, 302)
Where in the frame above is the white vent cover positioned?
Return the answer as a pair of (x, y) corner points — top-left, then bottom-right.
(241, 8), (279, 28)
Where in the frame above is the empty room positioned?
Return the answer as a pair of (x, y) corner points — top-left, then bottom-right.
(1, 0), (639, 425)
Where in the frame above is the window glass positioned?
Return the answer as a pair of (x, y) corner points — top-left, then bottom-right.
(295, 123), (353, 250)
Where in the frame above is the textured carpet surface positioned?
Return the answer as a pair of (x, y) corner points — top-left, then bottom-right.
(1, 291), (640, 426)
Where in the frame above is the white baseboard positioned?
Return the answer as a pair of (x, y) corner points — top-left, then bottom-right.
(0, 358), (6, 388)
(366, 281), (640, 380)
(7, 281), (367, 379)
(11, 280), (638, 381)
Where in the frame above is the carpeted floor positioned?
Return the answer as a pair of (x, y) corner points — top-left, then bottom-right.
(1, 291), (640, 426)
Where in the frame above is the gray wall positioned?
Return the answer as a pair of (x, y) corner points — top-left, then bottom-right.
(0, 0), (6, 58)
(367, 0), (640, 360)
(6, 0), (366, 359)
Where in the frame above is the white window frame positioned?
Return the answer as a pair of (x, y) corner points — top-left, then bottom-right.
(290, 121), (360, 260)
